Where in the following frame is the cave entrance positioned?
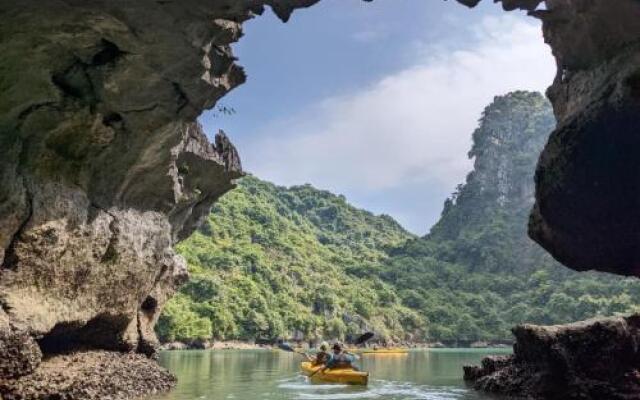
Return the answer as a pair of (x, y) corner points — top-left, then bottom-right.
(37, 314), (130, 356)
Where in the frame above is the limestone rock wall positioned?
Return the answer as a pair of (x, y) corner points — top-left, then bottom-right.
(529, 0), (640, 275)
(0, 0), (324, 379)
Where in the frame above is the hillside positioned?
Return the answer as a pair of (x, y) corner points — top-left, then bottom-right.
(379, 91), (640, 341)
(158, 91), (640, 345)
(156, 177), (423, 343)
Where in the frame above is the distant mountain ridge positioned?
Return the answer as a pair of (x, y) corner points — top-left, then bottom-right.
(158, 91), (640, 344)
(380, 91), (640, 341)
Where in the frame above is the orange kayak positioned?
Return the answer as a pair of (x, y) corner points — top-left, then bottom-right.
(300, 362), (369, 385)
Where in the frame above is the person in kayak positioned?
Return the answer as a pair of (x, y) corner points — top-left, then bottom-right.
(314, 342), (330, 366)
(326, 343), (357, 370)
(303, 342), (330, 366)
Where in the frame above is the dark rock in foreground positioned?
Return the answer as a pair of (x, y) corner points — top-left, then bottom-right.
(527, 0), (640, 275)
(0, 351), (175, 400)
(464, 314), (640, 400)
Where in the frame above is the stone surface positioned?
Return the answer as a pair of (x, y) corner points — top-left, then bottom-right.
(0, 351), (176, 400)
(0, 328), (42, 380)
(0, 0), (278, 388)
(0, 0), (314, 397)
(528, 0), (640, 275)
(464, 315), (640, 400)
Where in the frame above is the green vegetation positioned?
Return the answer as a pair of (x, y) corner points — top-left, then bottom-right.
(158, 91), (640, 344)
(157, 177), (423, 343)
(377, 91), (640, 342)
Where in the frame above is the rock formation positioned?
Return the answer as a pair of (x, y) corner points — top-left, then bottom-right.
(0, 0), (317, 396)
(464, 315), (640, 400)
(458, 2), (640, 398)
(1, 351), (177, 400)
(528, 0), (640, 276)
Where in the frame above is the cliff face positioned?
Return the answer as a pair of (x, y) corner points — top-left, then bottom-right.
(455, 4), (640, 398)
(466, 0), (640, 276)
(529, 0), (640, 275)
(426, 91), (556, 273)
(0, 0), (325, 383)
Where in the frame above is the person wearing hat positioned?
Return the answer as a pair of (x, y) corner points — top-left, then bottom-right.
(325, 343), (356, 370)
(314, 342), (330, 366)
(303, 341), (330, 366)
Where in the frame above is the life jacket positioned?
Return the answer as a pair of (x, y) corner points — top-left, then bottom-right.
(328, 353), (352, 368)
(314, 351), (329, 366)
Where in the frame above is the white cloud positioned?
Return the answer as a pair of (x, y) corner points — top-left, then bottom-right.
(240, 15), (556, 228)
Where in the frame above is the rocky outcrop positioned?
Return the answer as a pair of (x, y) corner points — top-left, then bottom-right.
(0, 1), (332, 396)
(464, 315), (640, 400)
(1, 0), (335, 396)
(527, 0), (640, 276)
(0, 351), (177, 400)
(460, 0), (640, 277)
(457, 2), (640, 276)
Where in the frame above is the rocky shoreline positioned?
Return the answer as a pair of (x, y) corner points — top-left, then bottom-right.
(464, 314), (640, 400)
(160, 340), (271, 351)
(0, 351), (175, 400)
(157, 339), (509, 351)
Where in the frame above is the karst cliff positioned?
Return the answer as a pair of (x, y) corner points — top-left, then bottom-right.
(1, 0), (639, 399)
(0, 1), (282, 397)
(462, 0), (640, 276)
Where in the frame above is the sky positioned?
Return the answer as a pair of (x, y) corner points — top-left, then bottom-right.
(200, 0), (556, 235)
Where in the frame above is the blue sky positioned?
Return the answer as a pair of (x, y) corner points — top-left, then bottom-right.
(200, 0), (556, 234)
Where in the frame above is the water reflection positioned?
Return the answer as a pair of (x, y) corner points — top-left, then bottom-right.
(151, 349), (511, 400)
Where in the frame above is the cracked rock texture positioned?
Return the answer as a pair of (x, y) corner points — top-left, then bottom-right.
(464, 315), (640, 400)
(0, 351), (177, 400)
(528, 0), (640, 275)
(0, 0), (338, 396)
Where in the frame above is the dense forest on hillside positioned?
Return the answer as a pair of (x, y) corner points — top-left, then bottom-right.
(156, 177), (424, 343)
(376, 91), (640, 341)
(157, 91), (640, 344)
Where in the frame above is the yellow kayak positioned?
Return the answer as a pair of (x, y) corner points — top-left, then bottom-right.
(356, 348), (409, 355)
(300, 362), (369, 385)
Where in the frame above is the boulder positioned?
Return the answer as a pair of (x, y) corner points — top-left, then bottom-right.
(464, 315), (640, 399)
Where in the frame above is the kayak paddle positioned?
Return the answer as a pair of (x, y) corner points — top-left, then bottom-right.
(278, 342), (313, 362)
(346, 331), (374, 355)
(309, 365), (327, 378)
(277, 342), (298, 353)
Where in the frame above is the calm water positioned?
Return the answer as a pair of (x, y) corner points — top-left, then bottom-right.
(151, 348), (511, 400)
